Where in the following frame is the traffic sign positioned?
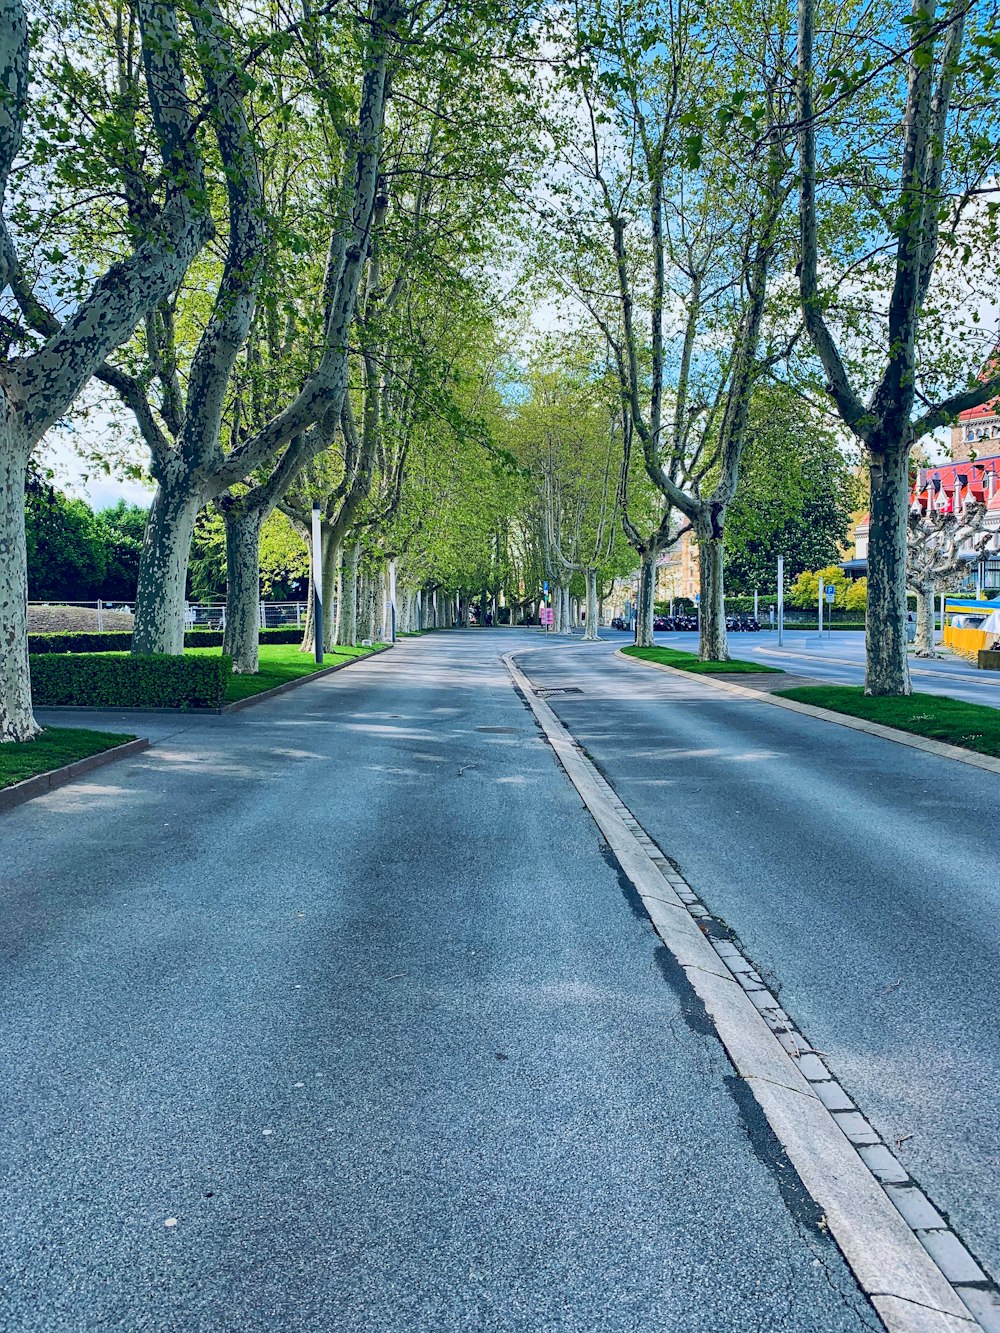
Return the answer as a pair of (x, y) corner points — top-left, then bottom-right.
(694, 593), (701, 604)
(825, 586), (836, 602)
(543, 581), (549, 594)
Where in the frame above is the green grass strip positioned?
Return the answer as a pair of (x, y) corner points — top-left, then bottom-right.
(622, 645), (783, 674)
(185, 641), (384, 701)
(775, 685), (1000, 758)
(0, 727), (136, 790)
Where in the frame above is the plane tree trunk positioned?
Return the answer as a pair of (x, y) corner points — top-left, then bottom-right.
(635, 552), (656, 647)
(0, 427), (38, 742)
(697, 509), (729, 662)
(583, 568), (599, 640)
(222, 503), (263, 673)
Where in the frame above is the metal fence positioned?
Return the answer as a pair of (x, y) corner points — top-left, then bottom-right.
(27, 600), (316, 632)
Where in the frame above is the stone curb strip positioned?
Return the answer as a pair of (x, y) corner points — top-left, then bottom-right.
(0, 738), (150, 815)
(613, 648), (1000, 776)
(505, 648), (999, 1333)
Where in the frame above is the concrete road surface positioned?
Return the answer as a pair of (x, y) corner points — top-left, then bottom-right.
(519, 635), (1000, 1289)
(1, 635), (879, 1332)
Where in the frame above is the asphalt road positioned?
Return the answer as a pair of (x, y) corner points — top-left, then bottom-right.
(0, 635), (878, 1332)
(517, 635), (1000, 1289)
(602, 628), (1000, 708)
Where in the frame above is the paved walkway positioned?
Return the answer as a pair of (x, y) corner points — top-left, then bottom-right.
(1, 635), (876, 1332)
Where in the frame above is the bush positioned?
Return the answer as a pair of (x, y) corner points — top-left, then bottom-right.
(30, 653), (233, 709)
(28, 626), (304, 654)
(28, 631), (134, 654)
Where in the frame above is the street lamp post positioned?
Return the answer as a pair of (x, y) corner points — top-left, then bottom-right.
(311, 502), (323, 664)
(777, 556), (784, 647)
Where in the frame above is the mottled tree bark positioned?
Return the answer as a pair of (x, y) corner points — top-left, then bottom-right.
(336, 541), (361, 646)
(131, 475), (202, 656)
(914, 586), (935, 657)
(0, 427), (38, 741)
(635, 552), (656, 647)
(865, 442), (911, 695)
(222, 504), (263, 673)
(583, 568), (599, 640)
(697, 513), (729, 662)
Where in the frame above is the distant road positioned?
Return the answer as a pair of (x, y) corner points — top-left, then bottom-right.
(600, 627), (1000, 707)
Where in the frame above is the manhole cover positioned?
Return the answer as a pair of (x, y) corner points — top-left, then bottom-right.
(476, 727), (519, 734)
(535, 687), (583, 696)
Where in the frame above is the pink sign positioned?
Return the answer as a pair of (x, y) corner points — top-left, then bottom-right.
(540, 607), (554, 625)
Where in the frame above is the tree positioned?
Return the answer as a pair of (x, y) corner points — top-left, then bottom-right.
(211, 0), (537, 668)
(724, 388), (859, 592)
(97, 500), (148, 601)
(547, 0), (797, 660)
(907, 502), (991, 655)
(25, 473), (107, 600)
(788, 564), (851, 609)
(111, 0), (395, 657)
(796, 0), (1000, 694)
(1, 0), (215, 740)
(510, 347), (632, 640)
(188, 507), (308, 603)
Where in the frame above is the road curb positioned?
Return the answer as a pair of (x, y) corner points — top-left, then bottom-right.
(0, 737), (150, 815)
(613, 648), (1000, 776)
(506, 648), (997, 1333)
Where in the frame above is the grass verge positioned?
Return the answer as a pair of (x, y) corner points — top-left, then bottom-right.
(186, 642), (384, 701)
(775, 685), (1000, 758)
(0, 728), (136, 790)
(622, 645), (783, 675)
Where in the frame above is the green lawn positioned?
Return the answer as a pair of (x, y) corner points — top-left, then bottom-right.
(186, 642), (385, 701)
(0, 727), (136, 790)
(622, 645), (784, 674)
(775, 685), (1000, 758)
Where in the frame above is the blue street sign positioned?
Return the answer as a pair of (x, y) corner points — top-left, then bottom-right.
(694, 594), (700, 604)
(543, 581), (549, 593)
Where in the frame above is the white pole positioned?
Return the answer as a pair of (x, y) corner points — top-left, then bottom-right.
(777, 557), (784, 646)
(96, 598), (104, 632)
(818, 576), (823, 638)
(753, 588), (758, 622)
(388, 559), (397, 642)
(311, 502), (323, 663)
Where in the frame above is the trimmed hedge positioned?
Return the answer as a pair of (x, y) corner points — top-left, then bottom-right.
(30, 653), (233, 709)
(28, 626), (304, 654)
(29, 631), (134, 654)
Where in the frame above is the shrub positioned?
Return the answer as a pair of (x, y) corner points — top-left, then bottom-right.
(30, 653), (233, 709)
(28, 626), (304, 654)
(28, 631), (135, 654)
